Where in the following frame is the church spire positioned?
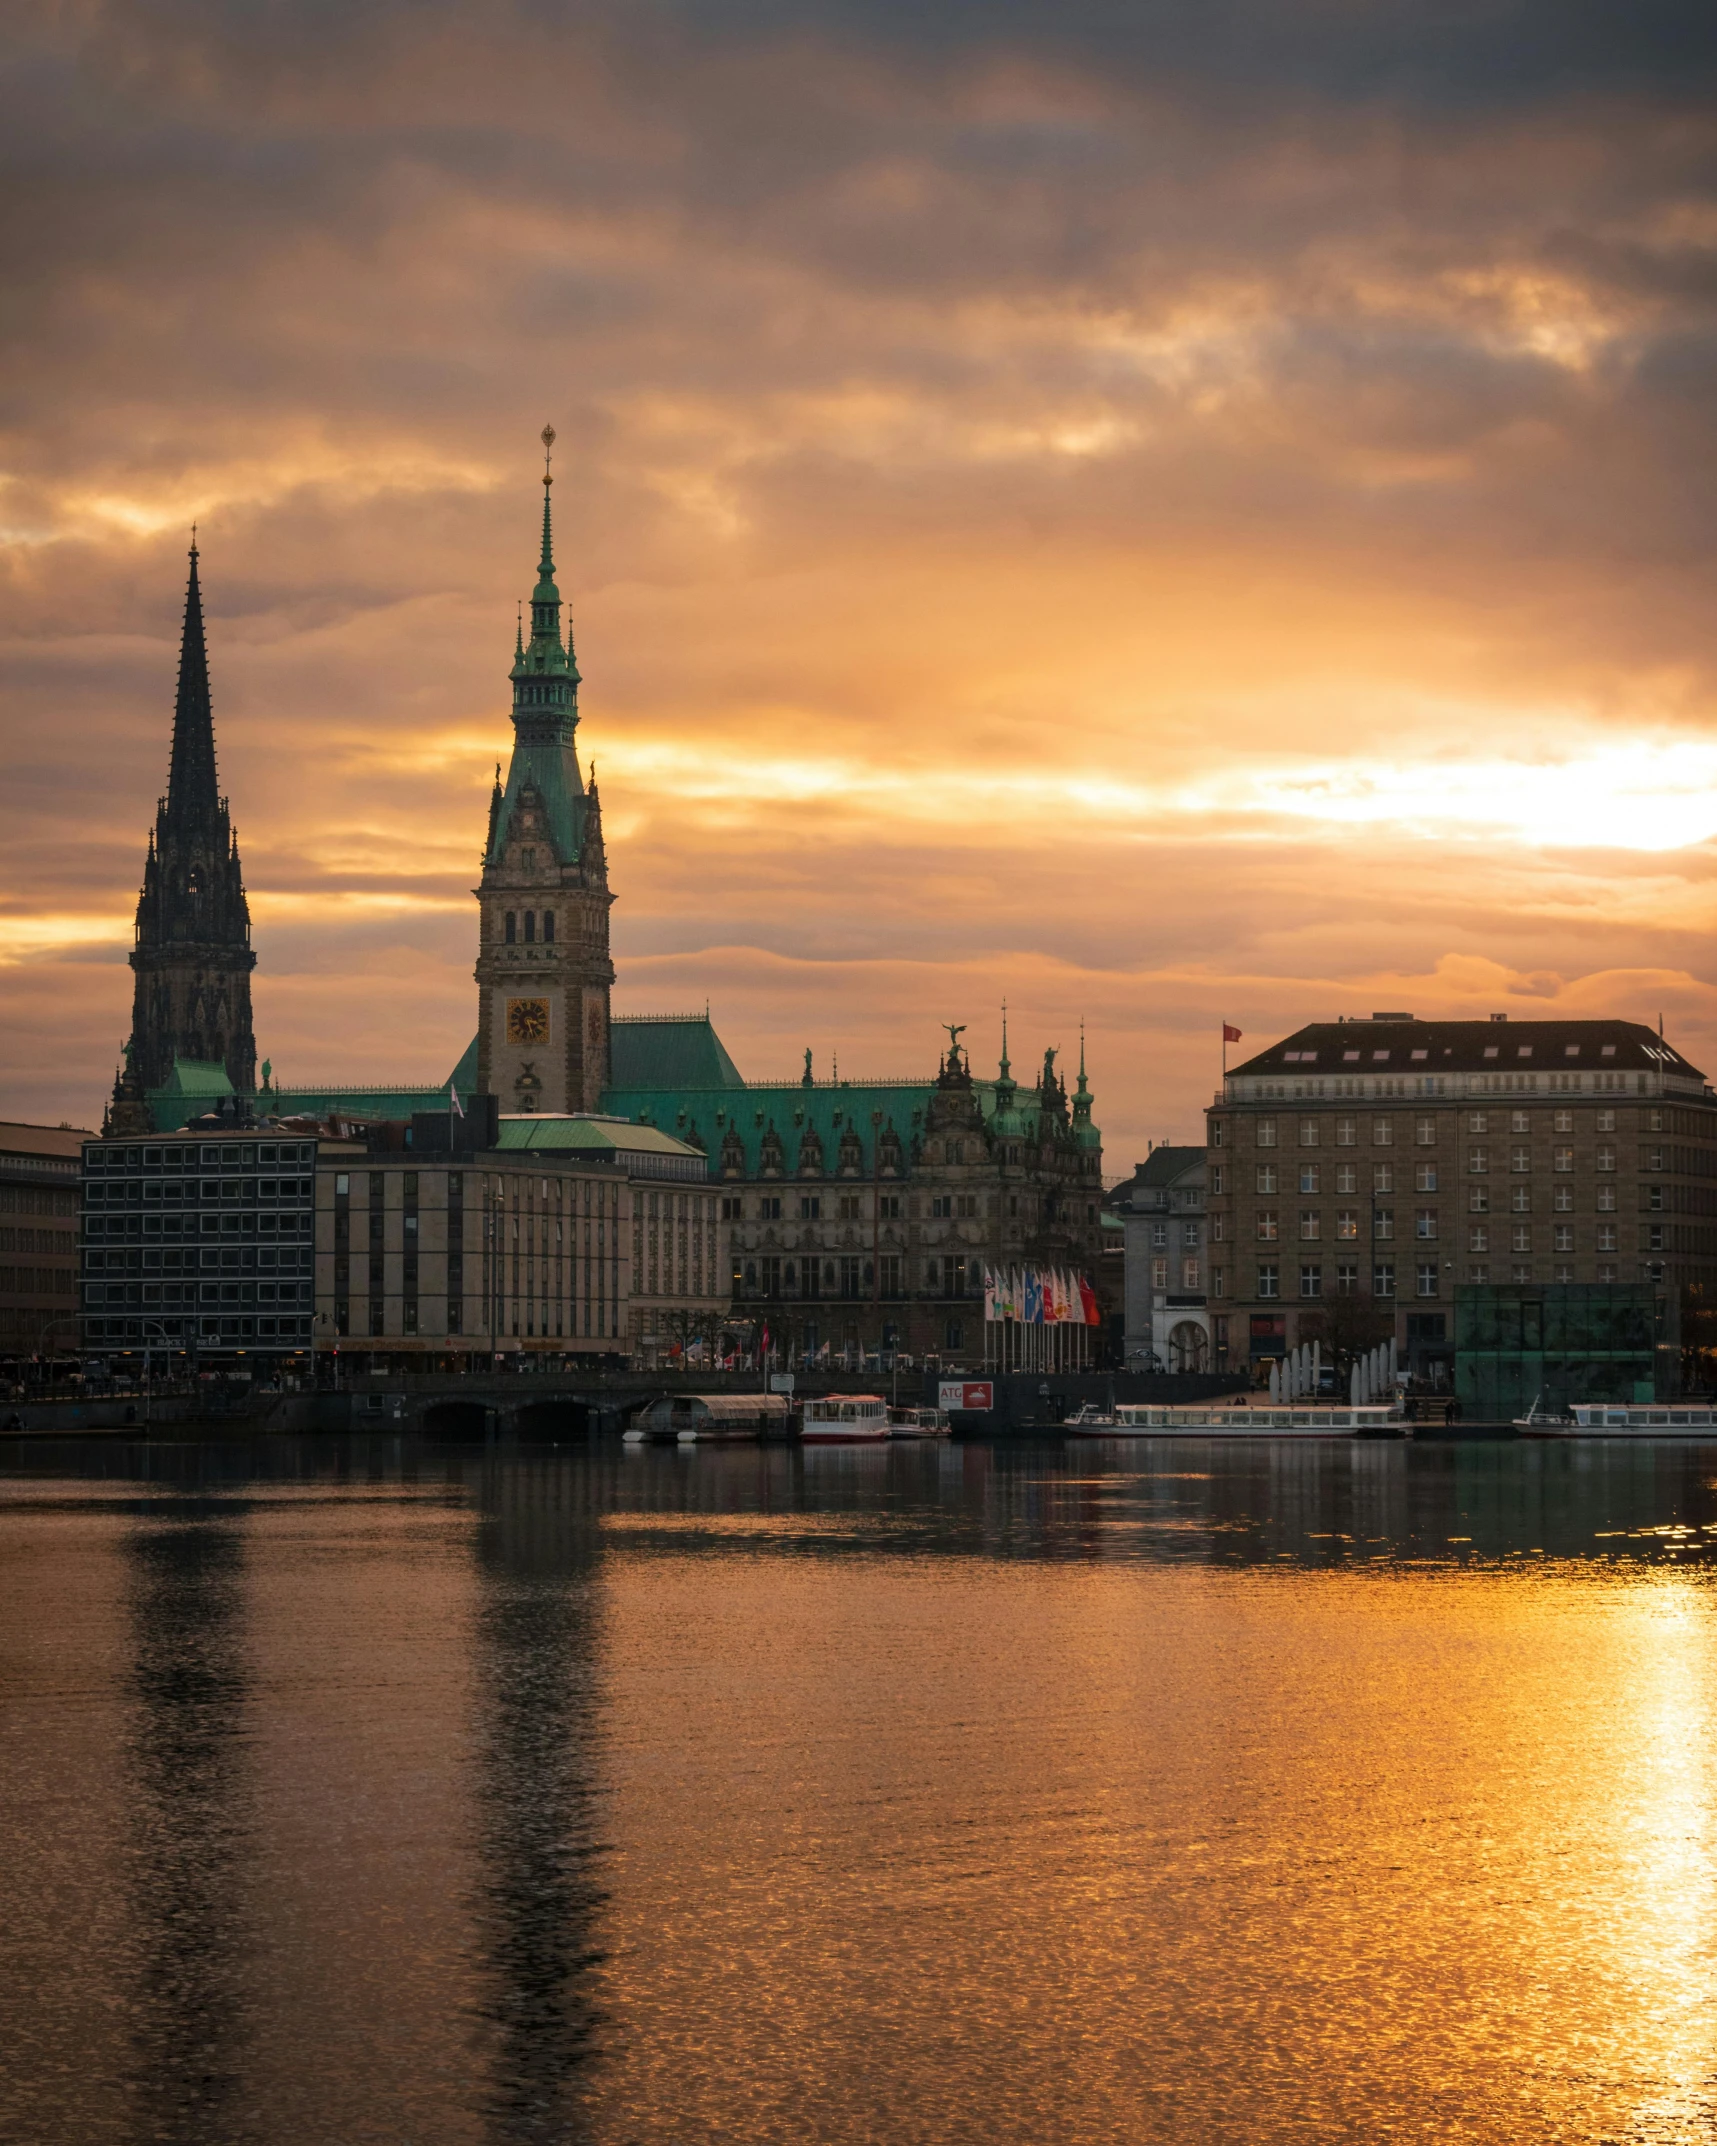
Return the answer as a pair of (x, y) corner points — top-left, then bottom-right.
(122, 537), (257, 1101)
(165, 536), (220, 821)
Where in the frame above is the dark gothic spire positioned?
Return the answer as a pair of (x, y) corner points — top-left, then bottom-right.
(165, 538), (220, 821)
(123, 537), (258, 1100)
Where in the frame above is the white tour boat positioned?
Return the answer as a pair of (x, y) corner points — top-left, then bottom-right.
(1064, 1400), (1409, 1439)
(800, 1394), (892, 1444)
(888, 1405), (952, 1439)
(1515, 1399), (1717, 1438)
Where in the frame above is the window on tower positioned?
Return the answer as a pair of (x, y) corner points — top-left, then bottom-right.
(543, 910), (554, 943)
(524, 910), (536, 944)
(504, 912), (516, 943)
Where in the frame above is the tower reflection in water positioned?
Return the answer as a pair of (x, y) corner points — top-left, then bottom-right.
(122, 1497), (256, 2142)
(470, 1449), (609, 2143)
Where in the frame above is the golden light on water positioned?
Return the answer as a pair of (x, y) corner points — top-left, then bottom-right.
(1598, 1577), (1717, 2136)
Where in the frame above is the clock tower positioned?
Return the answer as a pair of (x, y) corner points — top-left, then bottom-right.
(474, 429), (614, 1114)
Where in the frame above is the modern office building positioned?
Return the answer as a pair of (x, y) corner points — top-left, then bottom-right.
(81, 1127), (316, 1363)
(84, 1109), (717, 1373)
(321, 1111), (721, 1367)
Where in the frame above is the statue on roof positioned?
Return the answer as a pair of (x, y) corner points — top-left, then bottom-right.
(943, 1022), (966, 1063)
(803, 1047), (814, 1086)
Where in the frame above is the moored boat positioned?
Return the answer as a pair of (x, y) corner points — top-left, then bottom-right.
(888, 1405), (952, 1439)
(1063, 1400), (1409, 1439)
(801, 1394), (891, 1444)
(1517, 1400), (1717, 1437)
(623, 1393), (792, 1444)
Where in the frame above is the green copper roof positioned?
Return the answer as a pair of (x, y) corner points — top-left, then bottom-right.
(495, 1113), (708, 1178)
(495, 1115), (702, 1159)
(491, 742), (586, 868)
(597, 1067), (1097, 1181)
(157, 1056), (236, 1100)
(608, 1015), (746, 1091)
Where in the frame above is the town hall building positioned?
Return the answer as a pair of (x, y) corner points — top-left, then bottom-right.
(106, 441), (1108, 1361)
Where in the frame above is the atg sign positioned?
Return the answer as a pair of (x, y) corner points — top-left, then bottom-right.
(938, 1380), (994, 1412)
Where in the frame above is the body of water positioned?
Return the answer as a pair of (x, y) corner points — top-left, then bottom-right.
(3, 1433), (1716, 2143)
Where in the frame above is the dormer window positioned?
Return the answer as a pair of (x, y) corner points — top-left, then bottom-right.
(1483, 1047), (1499, 1059)
(1342, 1051), (1359, 1063)
(1564, 1045), (1580, 1057)
(1517, 1047), (1533, 1059)
(1371, 1051), (1390, 1062)
(1410, 1050), (1428, 1061)
(1601, 1045), (1616, 1058)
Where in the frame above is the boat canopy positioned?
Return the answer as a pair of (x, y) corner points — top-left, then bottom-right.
(633, 1393), (791, 1431)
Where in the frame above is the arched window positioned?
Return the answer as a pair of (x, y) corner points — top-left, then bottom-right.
(524, 910), (536, 944)
(504, 912), (516, 943)
(542, 910), (555, 944)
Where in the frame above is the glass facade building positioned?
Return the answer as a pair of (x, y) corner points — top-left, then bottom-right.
(81, 1131), (316, 1359)
(1453, 1283), (1662, 1421)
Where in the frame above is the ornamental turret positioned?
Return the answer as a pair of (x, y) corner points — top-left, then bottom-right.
(474, 428), (614, 1114)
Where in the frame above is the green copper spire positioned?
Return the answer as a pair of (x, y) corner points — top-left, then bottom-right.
(537, 434), (556, 585)
(492, 427), (588, 869)
(511, 423), (578, 697)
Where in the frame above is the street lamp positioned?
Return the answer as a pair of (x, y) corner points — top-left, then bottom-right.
(25, 1313), (81, 1394)
(138, 1319), (174, 1428)
(312, 1309), (339, 1392)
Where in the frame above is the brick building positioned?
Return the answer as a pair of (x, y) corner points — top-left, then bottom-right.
(1206, 1015), (1716, 1384)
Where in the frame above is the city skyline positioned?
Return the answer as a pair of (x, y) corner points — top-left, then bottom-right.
(5, 2), (1717, 1159)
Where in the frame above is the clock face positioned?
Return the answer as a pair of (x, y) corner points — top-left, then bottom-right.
(506, 997), (550, 1045)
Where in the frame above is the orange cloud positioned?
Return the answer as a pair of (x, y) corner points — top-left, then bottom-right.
(4, 1), (1717, 1155)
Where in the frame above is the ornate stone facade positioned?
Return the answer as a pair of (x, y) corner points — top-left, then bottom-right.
(605, 1023), (1107, 1362)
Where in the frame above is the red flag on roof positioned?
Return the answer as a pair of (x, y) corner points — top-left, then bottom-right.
(1223, 1023), (1243, 1043)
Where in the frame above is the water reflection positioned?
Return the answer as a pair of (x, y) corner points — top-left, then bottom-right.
(4, 1433), (1717, 2144)
(121, 1500), (256, 2143)
(469, 1452), (609, 2142)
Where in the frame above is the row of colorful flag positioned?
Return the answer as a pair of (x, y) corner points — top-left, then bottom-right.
(984, 1266), (1101, 1326)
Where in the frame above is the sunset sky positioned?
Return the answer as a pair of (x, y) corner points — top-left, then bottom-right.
(4, 0), (1717, 1163)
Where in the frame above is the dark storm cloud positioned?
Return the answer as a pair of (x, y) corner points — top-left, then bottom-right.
(670, 0), (1717, 105)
